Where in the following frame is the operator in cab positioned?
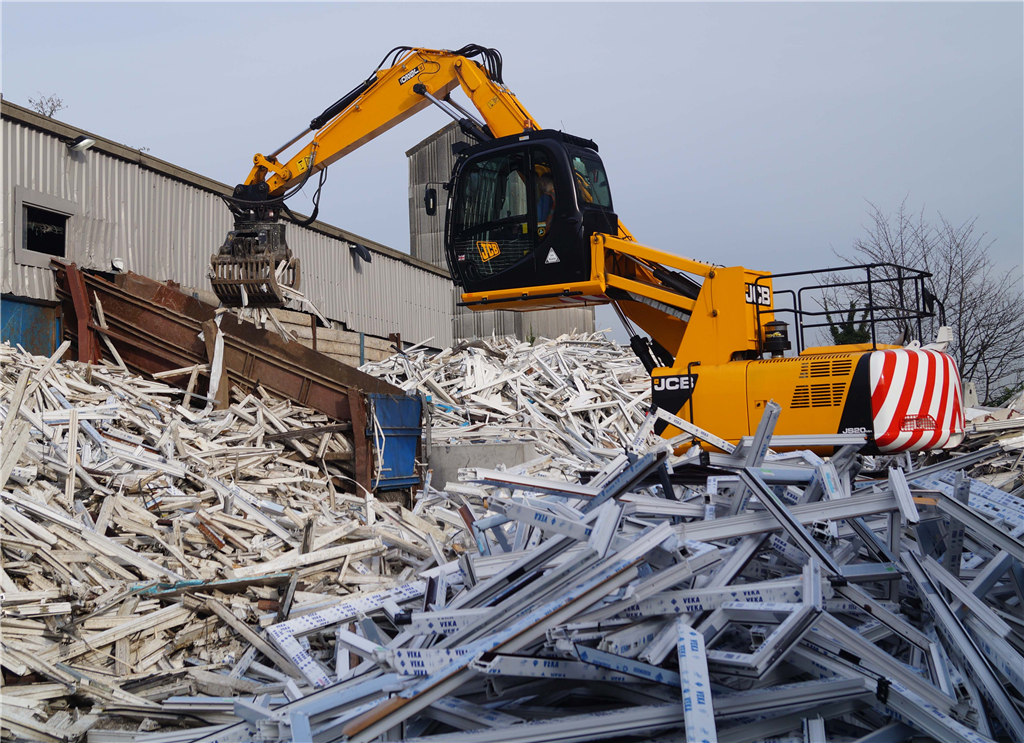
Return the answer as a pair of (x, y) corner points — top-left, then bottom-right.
(537, 172), (556, 237)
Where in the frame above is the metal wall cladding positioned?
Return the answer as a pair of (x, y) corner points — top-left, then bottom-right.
(3, 118), (454, 347)
(407, 122), (461, 267)
(452, 302), (595, 341)
(518, 307), (595, 339)
(289, 227), (453, 347)
(408, 123), (594, 341)
(3, 120), (71, 301)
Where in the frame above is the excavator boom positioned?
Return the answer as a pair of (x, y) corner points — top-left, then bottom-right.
(211, 45), (538, 308)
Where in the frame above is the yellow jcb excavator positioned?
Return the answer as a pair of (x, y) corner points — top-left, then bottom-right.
(211, 45), (965, 454)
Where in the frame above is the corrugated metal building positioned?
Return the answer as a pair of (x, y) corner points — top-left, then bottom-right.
(406, 122), (595, 340)
(2, 100), (455, 351)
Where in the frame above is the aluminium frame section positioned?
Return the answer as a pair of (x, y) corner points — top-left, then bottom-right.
(963, 614), (1024, 696)
(955, 550), (1015, 612)
(848, 516), (900, 564)
(591, 577), (806, 622)
(829, 583), (932, 653)
(184, 672), (403, 743)
(264, 582), (427, 687)
(720, 401), (782, 518)
(447, 532), (579, 610)
(459, 468), (601, 499)
(582, 449), (670, 514)
(593, 620), (669, 658)
(652, 408), (737, 454)
(494, 499), (594, 542)
(888, 468), (920, 526)
(919, 555), (1014, 640)
(925, 489), (1024, 564)
(898, 445), (1002, 486)
(742, 401), (781, 469)
(880, 682), (1001, 743)
(421, 696), (522, 731)
(641, 618), (686, 666)
(439, 541), (619, 648)
(700, 602), (819, 679)
(698, 560), (823, 679)
(401, 608), (491, 635)
(677, 617), (717, 743)
(717, 700), (864, 743)
(735, 432), (866, 456)
(883, 687), (997, 743)
(787, 647), (994, 743)
(341, 554), (645, 742)
(400, 704), (687, 743)
(573, 559), (697, 623)
(387, 647), (474, 676)
(798, 617), (954, 715)
(943, 471), (970, 578)
(713, 677), (874, 720)
(574, 643), (681, 687)
(471, 653), (636, 683)
(803, 716), (826, 743)
(359, 523), (677, 738)
(736, 469), (842, 575)
(679, 490), (899, 543)
(844, 722), (916, 743)
(706, 534), (767, 588)
(901, 551), (1024, 743)
(838, 563), (902, 583)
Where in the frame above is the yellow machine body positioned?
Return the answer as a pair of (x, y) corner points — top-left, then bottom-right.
(218, 44), (965, 453)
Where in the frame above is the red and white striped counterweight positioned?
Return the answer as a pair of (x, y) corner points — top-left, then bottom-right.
(869, 348), (965, 453)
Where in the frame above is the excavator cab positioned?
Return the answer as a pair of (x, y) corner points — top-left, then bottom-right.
(445, 130), (619, 297)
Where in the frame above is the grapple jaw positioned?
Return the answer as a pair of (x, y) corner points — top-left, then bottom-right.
(210, 220), (301, 308)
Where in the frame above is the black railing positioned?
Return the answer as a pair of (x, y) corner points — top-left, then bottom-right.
(754, 263), (940, 355)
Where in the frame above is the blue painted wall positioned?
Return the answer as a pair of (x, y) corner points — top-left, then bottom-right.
(1, 295), (59, 357)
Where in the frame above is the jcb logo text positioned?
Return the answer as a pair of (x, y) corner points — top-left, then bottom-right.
(745, 283), (772, 306)
(653, 375), (694, 392)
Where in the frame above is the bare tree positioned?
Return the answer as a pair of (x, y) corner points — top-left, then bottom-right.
(27, 93), (66, 118)
(835, 199), (1024, 405)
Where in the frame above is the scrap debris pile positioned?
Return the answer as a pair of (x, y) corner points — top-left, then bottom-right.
(0, 342), (470, 742)
(961, 387), (1024, 493)
(1, 334), (1023, 743)
(361, 332), (652, 462)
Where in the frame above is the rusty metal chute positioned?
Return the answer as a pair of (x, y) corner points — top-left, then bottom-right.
(52, 259), (402, 494)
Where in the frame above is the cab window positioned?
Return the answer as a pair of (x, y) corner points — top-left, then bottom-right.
(570, 154), (612, 209)
(454, 151), (528, 235)
(452, 150), (534, 279)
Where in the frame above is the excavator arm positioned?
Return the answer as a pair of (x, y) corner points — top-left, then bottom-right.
(245, 47), (540, 196)
(210, 45), (543, 308)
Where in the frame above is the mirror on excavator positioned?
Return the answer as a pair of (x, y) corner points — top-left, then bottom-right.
(444, 129), (618, 297)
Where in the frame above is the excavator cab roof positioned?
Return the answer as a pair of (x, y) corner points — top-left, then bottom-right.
(455, 128), (601, 158)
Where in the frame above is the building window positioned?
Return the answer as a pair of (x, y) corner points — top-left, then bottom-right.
(24, 206), (68, 258)
(13, 187), (77, 268)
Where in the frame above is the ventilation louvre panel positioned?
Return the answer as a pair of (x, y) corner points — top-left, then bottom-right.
(791, 382), (847, 409)
(798, 355), (854, 379)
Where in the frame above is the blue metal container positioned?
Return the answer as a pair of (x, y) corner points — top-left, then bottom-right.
(1, 295), (59, 357)
(367, 393), (422, 491)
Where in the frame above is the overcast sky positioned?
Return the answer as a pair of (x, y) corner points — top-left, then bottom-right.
(4, 2), (1021, 339)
